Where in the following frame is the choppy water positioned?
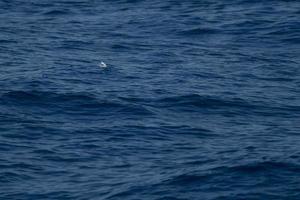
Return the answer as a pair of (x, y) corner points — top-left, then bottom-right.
(1, 1), (300, 199)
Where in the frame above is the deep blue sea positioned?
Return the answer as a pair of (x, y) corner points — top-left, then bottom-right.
(1, 0), (300, 199)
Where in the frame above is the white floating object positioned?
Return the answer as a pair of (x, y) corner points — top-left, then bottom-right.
(99, 61), (107, 68)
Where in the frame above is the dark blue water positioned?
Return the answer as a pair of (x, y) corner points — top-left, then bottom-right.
(1, 0), (300, 199)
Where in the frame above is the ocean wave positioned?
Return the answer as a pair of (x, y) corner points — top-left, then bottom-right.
(1, 90), (155, 116)
(178, 27), (220, 36)
(43, 9), (73, 16)
(119, 94), (300, 117)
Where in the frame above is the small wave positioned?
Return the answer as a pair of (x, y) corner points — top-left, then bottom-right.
(1, 90), (155, 117)
(1, 91), (97, 104)
(43, 9), (72, 16)
(156, 94), (253, 109)
(0, 39), (18, 44)
(164, 173), (209, 186)
(155, 197), (187, 200)
(225, 161), (300, 174)
(178, 27), (219, 36)
(0, 172), (34, 183)
(150, 94), (300, 117)
(111, 44), (135, 52)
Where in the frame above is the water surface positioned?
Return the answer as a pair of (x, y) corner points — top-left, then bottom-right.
(0, 0), (300, 199)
